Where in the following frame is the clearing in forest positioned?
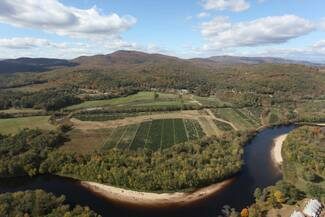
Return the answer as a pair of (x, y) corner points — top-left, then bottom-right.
(0, 116), (55, 135)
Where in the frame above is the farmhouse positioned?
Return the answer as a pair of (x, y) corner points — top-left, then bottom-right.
(290, 211), (305, 217)
(303, 199), (323, 217)
(290, 199), (324, 217)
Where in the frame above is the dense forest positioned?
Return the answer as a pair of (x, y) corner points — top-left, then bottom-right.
(43, 133), (247, 191)
(282, 126), (324, 200)
(0, 190), (100, 217)
(0, 129), (65, 177)
(0, 127), (249, 192)
(0, 88), (81, 111)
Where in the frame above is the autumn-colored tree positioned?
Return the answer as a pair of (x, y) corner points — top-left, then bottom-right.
(274, 190), (286, 203)
(240, 208), (249, 217)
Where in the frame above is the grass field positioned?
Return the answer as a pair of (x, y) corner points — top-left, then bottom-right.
(98, 118), (205, 152)
(66, 91), (195, 111)
(212, 108), (261, 130)
(60, 129), (112, 154)
(0, 108), (44, 114)
(193, 96), (231, 107)
(0, 116), (55, 134)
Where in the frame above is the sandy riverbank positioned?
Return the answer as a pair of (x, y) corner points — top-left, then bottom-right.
(272, 134), (288, 165)
(81, 178), (234, 207)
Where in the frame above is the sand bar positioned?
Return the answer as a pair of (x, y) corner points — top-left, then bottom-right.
(81, 178), (234, 206)
(272, 134), (288, 165)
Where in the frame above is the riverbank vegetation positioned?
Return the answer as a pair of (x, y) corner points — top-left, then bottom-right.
(243, 126), (325, 217)
(282, 126), (324, 200)
(0, 190), (100, 217)
(0, 129), (65, 177)
(0, 127), (247, 192)
(43, 132), (247, 192)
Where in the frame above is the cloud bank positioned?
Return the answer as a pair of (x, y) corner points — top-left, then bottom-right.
(0, 0), (137, 40)
(200, 15), (314, 50)
(201, 0), (250, 12)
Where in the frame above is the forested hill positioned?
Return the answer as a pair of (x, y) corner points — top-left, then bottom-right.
(1, 50), (323, 75)
(0, 57), (77, 74)
(0, 50), (324, 108)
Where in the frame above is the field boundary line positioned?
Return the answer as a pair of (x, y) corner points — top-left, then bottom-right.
(102, 128), (117, 150)
(183, 119), (190, 142)
(172, 119), (176, 145)
(206, 108), (238, 131)
(128, 124), (140, 150)
(159, 120), (165, 151)
(234, 108), (256, 127)
(115, 126), (129, 149)
(144, 121), (153, 149)
(192, 120), (200, 139)
(101, 129), (114, 148)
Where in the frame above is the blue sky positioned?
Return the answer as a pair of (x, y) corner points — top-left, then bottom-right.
(0, 0), (325, 62)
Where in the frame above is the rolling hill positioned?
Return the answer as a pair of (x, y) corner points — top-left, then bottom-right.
(0, 57), (78, 74)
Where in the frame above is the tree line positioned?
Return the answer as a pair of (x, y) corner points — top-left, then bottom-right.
(0, 127), (251, 192)
(0, 190), (100, 217)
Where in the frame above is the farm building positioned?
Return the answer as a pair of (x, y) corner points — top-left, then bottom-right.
(290, 211), (305, 217)
(303, 199), (323, 217)
(289, 199), (324, 217)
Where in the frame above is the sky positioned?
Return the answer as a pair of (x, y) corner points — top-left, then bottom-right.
(0, 0), (325, 62)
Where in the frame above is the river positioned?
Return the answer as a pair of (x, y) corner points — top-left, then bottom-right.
(0, 125), (296, 217)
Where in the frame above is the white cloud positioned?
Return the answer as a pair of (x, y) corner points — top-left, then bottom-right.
(201, 0), (250, 12)
(197, 12), (210, 18)
(200, 15), (314, 50)
(0, 37), (52, 49)
(0, 36), (172, 59)
(0, 0), (136, 40)
(250, 43), (325, 63)
(319, 18), (325, 31)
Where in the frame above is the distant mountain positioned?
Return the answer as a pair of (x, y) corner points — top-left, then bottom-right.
(0, 57), (78, 74)
(72, 50), (182, 67)
(1, 51), (323, 75)
(198, 55), (324, 66)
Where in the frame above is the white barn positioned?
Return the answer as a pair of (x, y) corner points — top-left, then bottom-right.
(303, 199), (323, 217)
(290, 211), (305, 217)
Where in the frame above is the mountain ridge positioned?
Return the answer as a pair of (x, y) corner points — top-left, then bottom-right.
(0, 50), (323, 74)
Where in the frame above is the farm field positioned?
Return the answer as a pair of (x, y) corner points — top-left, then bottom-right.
(65, 91), (195, 111)
(212, 108), (261, 131)
(0, 116), (55, 134)
(0, 108), (44, 114)
(193, 95), (231, 107)
(60, 128), (112, 154)
(100, 119), (205, 152)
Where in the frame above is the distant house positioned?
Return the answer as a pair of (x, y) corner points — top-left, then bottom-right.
(289, 199), (323, 217)
(179, 89), (189, 95)
(303, 199), (323, 217)
(290, 211), (305, 217)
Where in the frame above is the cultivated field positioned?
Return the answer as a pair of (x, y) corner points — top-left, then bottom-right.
(61, 118), (206, 154)
(66, 91), (196, 111)
(60, 128), (112, 154)
(102, 119), (205, 151)
(193, 95), (231, 107)
(212, 108), (261, 130)
(0, 116), (55, 134)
